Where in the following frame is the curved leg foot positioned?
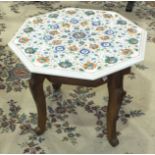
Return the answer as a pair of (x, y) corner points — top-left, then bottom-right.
(109, 137), (119, 147)
(34, 126), (45, 135)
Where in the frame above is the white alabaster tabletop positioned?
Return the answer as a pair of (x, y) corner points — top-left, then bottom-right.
(8, 8), (147, 80)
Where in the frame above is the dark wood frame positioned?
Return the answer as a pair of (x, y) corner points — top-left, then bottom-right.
(29, 67), (131, 147)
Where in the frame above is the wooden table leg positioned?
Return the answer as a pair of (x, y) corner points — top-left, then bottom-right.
(107, 71), (124, 146)
(29, 74), (46, 135)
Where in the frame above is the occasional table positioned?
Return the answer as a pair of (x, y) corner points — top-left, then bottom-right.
(8, 8), (147, 146)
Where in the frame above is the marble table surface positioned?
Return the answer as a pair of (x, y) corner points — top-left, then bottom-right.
(8, 8), (147, 80)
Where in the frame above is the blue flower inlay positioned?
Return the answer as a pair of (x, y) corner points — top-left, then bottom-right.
(101, 42), (111, 47)
(43, 35), (53, 41)
(105, 30), (114, 35)
(55, 46), (65, 52)
(70, 18), (79, 24)
(92, 20), (101, 26)
(80, 49), (90, 55)
(49, 24), (59, 29)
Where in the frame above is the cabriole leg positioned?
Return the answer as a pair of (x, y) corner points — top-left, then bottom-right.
(107, 71), (124, 146)
(29, 74), (46, 135)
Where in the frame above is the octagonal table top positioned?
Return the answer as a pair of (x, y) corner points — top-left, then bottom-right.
(8, 8), (147, 80)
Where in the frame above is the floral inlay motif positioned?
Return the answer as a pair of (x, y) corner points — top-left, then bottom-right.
(9, 8), (146, 78)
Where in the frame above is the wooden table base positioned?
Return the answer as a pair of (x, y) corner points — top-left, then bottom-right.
(29, 68), (130, 147)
